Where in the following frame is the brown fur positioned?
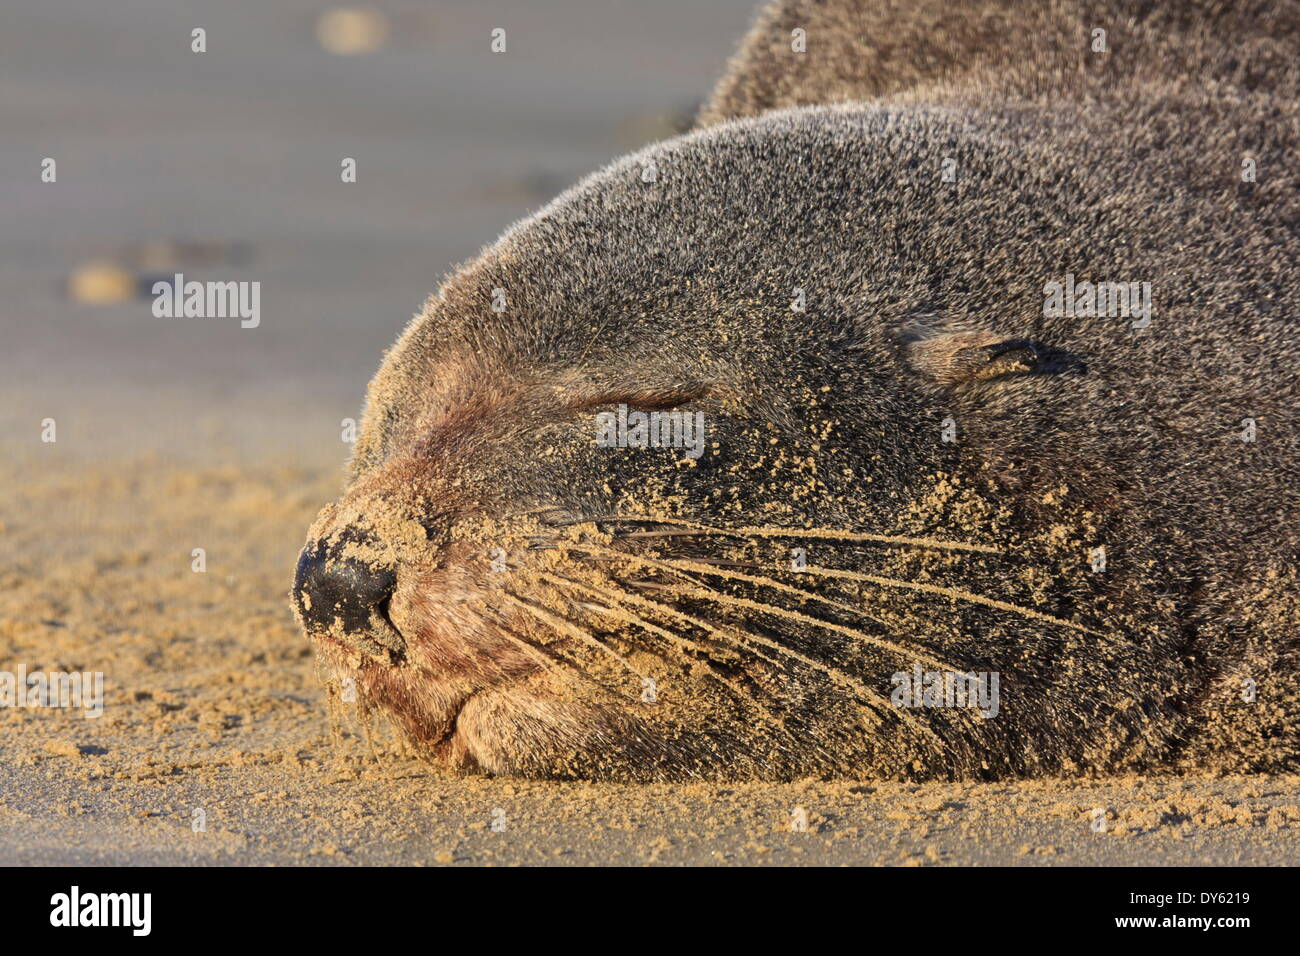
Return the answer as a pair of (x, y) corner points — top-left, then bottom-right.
(294, 1), (1299, 781)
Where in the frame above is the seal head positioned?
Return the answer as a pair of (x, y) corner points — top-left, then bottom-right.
(294, 0), (1300, 780)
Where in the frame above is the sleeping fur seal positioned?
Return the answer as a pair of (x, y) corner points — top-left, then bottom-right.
(293, 0), (1299, 781)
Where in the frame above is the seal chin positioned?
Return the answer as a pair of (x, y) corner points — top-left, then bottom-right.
(314, 629), (487, 761)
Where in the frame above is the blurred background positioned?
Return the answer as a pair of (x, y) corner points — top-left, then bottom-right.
(1, 0), (758, 465)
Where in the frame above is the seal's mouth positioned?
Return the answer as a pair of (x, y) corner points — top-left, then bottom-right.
(311, 616), (405, 666)
(312, 622), (495, 768)
(363, 600), (407, 663)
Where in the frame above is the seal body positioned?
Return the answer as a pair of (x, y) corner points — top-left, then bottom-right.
(294, 0), (1299, 780)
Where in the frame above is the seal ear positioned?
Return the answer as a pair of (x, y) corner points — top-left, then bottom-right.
(899, 320), (1039, 386)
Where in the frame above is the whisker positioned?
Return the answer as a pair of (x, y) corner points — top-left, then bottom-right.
(657, 574), (945, 738)
(536, 572), (714, 660)
(485, 615), (596, 688)
(603, 596), (848, 768)
(576, 541), (1103, 639)
(620, 578), (678, 592)
(485, 607), (658, 708)
(539, 572), (793, 731)
(795, 564), (1105, 637)
(615, 530), (715, 540)
(590, 574), (798, 678)
(565, 543), (963, 673)
(686, 552), (1106, 636)
(587, 515), (1001, 554)
(562, 565), (938, 739)
(500, 591), (647, 693)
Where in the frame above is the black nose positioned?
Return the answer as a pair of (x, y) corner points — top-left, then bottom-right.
(294, 545), (397, 638)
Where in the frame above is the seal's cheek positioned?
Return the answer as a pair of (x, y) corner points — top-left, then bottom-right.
(451, 684), (652, 779)
(384, 561), (545, 683)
